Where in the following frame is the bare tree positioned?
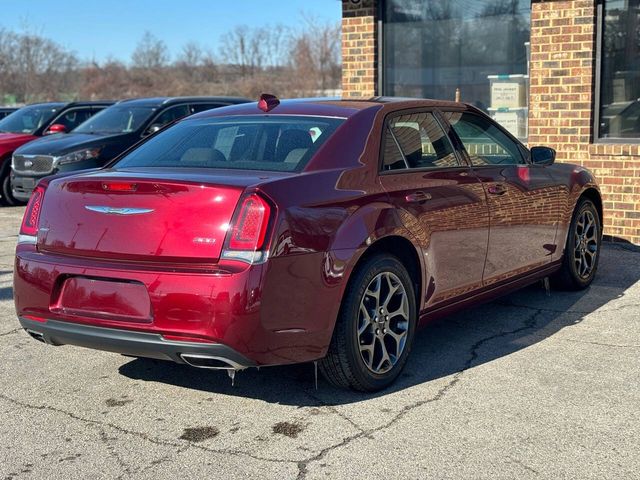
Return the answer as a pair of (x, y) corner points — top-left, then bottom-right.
(0, 14), (341, 104)
(289, 15), (341, 95)
(0, 28), (78, 102)
(131, 32), (169, 69)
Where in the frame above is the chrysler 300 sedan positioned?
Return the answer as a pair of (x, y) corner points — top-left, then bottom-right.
(14, 96), (602, 391)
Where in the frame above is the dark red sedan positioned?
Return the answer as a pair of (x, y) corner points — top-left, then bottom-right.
(14, 97), (602, 391)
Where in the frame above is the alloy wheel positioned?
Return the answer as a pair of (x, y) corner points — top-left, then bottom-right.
(573, 209), (599, 279)
(357, 271), (410, 374)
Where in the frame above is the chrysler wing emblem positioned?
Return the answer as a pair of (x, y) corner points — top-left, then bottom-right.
(85, 206), (154, 215)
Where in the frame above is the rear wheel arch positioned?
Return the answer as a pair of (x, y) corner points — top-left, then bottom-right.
(344, 235), (423, 313)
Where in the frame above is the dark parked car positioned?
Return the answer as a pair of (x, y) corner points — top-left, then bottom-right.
(0, 107), (18, 120)
(14, 96), (602, 391)
(0, 101), (113, 205)
(11, 96), (250, 202)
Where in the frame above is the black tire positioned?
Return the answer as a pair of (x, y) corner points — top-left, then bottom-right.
(319, 254), (417, 392)
(551, 198), (601, 290)
(0, 159), (23, 207)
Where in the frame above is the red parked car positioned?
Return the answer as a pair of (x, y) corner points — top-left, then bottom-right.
(14, 97), (602, 391)
(0, 101), (113, 205)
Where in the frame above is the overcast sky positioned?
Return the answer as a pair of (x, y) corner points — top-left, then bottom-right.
(0, 0), (341, 63)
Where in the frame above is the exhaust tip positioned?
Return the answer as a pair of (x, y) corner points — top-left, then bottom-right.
(25, 329), (46, 343)
(179, 354), (243, 370)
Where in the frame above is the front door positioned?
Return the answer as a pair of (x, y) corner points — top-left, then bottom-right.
(377, 110), (489, 309)
(444, 110), (560, 286)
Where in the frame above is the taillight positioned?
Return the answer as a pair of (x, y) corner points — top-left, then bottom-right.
(222, 193), (272, 264)
(19, 185), (46, 239)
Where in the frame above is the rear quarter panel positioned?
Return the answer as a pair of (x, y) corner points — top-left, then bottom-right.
(254, 105), (429, 358)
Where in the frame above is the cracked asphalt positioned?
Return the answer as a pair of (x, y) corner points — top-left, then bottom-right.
(1, 205), (639, 479)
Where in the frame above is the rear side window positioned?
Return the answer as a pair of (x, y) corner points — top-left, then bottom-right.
(382, 112), (460, 171)
(115, 115), (344, 172)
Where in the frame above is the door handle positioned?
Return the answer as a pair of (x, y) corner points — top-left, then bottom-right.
(487, 184), (507, 196)
(406, 191), (432, 203)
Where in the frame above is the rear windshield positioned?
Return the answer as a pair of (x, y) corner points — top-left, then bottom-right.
(115, 115), (344, 172)
(74, 106), (154, 134)
(0, 105), (59, 134)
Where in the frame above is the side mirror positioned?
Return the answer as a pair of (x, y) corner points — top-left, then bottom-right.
(530, 146), (555, 166)
(144, 124), (163, 136)
(45, 124), (67, 135)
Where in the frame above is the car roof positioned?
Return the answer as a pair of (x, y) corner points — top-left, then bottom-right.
(115, 96), (252, 108)
(22, 101), (115, 109)
(190, 96), (471, 120)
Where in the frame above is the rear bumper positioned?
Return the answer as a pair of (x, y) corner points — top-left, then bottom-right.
(14, 246), (338, 366)
(18, 316), (256, 369)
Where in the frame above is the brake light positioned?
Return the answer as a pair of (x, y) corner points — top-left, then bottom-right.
(102, 182), (137, 192)
(20, 185), (46, 237)
(222, 193), (272, 263)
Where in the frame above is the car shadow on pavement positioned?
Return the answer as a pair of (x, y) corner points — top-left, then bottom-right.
(118, 244), (639, 405)
(0, 286), (13, 301)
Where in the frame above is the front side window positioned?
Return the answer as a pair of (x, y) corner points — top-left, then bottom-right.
(446, 112), (524, 166)
(74, 106), (155, 134)
(598, 0), (640, 139)
(382, 111), (459, 171)
(0, 105), (59, 134)
(115, 115), (344, 172)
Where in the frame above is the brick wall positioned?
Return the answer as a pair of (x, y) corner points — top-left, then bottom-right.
(342, 0), (640, 244)
(342, 0), (377, 98)
(529, 0), (640, 244)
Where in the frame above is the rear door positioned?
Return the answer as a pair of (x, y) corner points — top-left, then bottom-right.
(443, 110), (561, 286)
(377, 109), (489, 308)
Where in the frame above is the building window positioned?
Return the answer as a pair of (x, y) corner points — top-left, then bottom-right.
(381, 1), (531, 140)
(598, 0), (640, 140)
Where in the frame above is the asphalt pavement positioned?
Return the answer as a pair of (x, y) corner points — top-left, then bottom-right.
(1, 205), (638, 479)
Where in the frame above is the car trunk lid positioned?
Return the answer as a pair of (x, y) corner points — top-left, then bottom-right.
(38, 173), (251, 263)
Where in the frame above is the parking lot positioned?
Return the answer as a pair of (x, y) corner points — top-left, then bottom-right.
(1, 204), (639, 479)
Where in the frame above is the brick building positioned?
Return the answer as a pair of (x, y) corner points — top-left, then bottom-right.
(342, 0), (640, 244)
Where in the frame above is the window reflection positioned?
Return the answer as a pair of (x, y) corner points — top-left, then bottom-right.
(599, 0), (640, 139)
(382, 0), (531, 111)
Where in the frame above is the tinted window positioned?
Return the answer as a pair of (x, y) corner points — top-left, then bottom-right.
(190, 103), (224, 114)
(0, 105), (59, 134)
(116, 115), (344, 172)
(598, 0), (640, 139)
(51, 108), (97, 132)
(382, 111), (459, 171)
(74, 106), (154, 134)
(446, 112), (524, 166)
(149, 105), (191, 129)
